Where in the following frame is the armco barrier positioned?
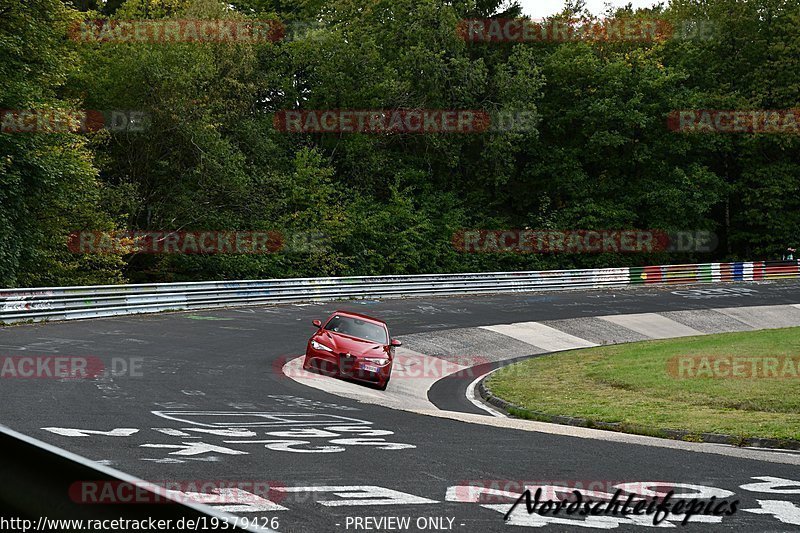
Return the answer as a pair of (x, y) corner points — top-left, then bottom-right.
(0, 425), (265, 531)
(1, 261), (797, 324)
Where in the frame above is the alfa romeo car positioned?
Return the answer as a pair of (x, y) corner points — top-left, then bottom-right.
(302, 310), (401, 390)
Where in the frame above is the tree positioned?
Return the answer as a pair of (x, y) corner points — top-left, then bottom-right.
(0, 0), (122, 287)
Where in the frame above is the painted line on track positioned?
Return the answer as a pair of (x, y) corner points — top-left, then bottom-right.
(465, 367), (507, 418)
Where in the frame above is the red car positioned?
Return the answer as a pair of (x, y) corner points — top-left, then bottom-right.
(303, 310), (401, 390)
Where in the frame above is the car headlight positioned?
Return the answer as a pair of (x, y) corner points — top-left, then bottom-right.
(364, 357), (389, 365)
(311, 340), (334, 352)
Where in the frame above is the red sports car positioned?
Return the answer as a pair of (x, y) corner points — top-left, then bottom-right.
(303, 310), (401, 390)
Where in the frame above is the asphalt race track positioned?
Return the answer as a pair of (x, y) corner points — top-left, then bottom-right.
(2, 281), (800, 532)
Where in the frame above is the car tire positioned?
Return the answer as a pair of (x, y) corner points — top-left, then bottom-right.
(377, 378), (389, 391)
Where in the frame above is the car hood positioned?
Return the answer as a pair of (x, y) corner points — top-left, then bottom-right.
(317, 331), (387, 356)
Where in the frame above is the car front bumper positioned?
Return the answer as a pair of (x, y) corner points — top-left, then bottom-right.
(337, 353), (391, 384)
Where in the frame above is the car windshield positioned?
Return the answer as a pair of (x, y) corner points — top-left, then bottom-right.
(325, 315), (388, 344)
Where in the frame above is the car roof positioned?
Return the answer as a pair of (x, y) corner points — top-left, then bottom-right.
(329, 310), (387, 327)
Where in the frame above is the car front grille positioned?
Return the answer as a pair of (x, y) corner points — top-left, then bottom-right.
(338, 352), (380, 381)
(338, 352), (356, 374)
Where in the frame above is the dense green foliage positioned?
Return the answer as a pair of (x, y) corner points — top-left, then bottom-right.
(1, 0), (798, 286)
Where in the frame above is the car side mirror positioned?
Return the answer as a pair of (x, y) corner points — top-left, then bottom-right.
(312, 319), (322, 328)
(390, 338), (402, 347)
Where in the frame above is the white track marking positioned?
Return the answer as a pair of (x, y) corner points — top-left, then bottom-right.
(41, 427), (139, 437)
(465, 367), (507, 418)
(480, 322), (597, 351)
(718, 305), (800, 329)
(599, 313), (702, 339)
(140, 442), (248, 456)
(743, 500), (800, 525)
(740, 476), (800, 494)
(151, 410), (369, 427)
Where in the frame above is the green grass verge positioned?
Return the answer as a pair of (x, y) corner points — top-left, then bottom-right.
(487, 327), (800, 441)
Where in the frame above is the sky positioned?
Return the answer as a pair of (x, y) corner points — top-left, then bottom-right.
(517, 0), (660, 19)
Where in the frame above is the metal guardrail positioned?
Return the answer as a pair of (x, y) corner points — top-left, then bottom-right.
(0, 425), (266, 532)
(1, 261), (797, 324)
